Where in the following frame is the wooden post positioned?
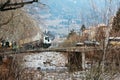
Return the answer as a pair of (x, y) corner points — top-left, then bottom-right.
(82, 52), (85, 70)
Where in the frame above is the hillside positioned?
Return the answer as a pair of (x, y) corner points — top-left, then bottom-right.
(0, 9), (42, 43)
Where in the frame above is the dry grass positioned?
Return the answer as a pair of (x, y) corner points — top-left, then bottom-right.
(0, 55), (43, 80)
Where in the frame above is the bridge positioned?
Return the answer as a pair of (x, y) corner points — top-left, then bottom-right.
(0, 46), (102, 70)
(18, 46), (102, 53)
(25, 47), (102, 70)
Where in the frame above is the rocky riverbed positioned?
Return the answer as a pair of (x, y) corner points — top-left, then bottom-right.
(19, 52), (120, 80)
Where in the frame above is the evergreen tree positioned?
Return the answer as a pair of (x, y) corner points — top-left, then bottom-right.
(112, 8), (120, 32)
(81, 24), (86, 32)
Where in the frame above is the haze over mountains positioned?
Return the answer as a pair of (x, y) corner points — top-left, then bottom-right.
(25, 0), (120, 37)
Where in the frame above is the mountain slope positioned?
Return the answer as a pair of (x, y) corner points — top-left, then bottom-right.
(0, 9), (42, 42)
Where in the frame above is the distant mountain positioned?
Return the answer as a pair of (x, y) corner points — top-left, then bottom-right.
(24, 0), (120, 37)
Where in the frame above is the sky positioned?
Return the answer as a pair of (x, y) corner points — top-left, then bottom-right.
(26, 0), (120, 36)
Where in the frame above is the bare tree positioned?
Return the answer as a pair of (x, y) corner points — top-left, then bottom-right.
(0, 0), (38, 11)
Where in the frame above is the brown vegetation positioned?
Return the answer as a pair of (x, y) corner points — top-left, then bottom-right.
(0, 9), (42, 44)
(0, 55), (43, 80)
